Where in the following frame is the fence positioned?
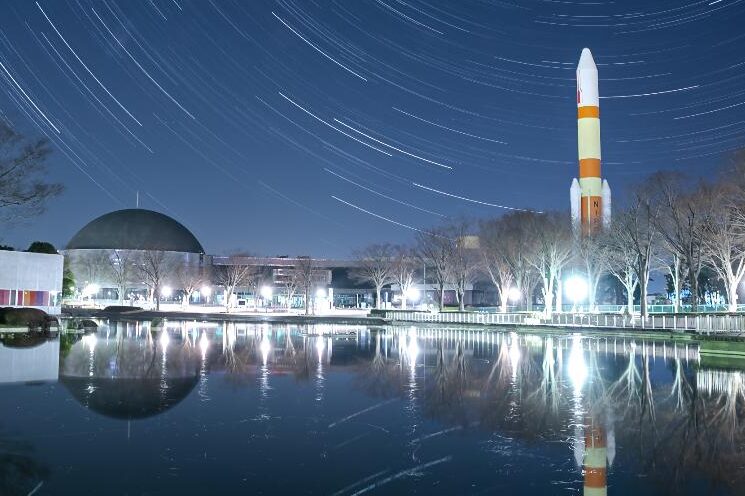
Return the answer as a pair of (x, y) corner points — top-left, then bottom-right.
(376, 310), (745, 335)
(474, 304), (745, 314)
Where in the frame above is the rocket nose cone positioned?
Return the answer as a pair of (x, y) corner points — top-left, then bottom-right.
(578, 48), (597, 70)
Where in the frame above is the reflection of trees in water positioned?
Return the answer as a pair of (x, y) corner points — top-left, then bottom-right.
(353, 331), (745, 492)
(0, 432), (48, 496)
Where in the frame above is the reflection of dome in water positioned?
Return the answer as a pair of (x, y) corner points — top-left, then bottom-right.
(59, 333), (201, 419)
(66, 208), (204, 253)
(60, 376), (199, 419)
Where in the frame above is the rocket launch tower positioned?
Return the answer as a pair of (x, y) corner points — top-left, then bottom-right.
(571, 48), (611, 235)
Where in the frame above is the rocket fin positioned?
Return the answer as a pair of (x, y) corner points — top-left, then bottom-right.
(601, 179), (612, 229)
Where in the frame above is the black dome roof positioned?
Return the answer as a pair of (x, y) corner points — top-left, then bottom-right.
(66, 209), (204, 253)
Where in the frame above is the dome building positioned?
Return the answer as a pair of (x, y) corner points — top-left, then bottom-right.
(64, 209), (208, 306)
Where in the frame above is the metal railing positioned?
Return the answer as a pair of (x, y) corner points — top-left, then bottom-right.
(377, 310), (745, 335)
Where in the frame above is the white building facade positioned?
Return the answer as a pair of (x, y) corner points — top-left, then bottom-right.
(0, 250), (63, 314)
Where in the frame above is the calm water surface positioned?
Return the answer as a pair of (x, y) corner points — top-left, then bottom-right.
(0, 321), (743, 495)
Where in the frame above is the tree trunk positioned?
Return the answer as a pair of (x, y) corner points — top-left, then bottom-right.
(155, 287), (160, 311)
(500, 288), (508, 313)
(375, 287), (381, 309)
(439, 285), (445, 310)
(672, 258), (680, 313)
(305, 288), (310, 315)
(728, 280), (739, 313)
(640, 264), (649, 318)
(626, 277), (635, 315)
(555, 277), (563, 313)
(459, 289), (465, 311)
(688, 257), (698, 312)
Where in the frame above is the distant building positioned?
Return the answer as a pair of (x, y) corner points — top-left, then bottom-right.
(63, 208), (207, 303)
(0, 250), (63, 314)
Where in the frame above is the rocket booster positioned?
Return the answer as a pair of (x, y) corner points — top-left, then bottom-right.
(571, 48), (611, 234)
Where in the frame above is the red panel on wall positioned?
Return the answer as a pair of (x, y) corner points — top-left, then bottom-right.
(0, 289), (8, 305)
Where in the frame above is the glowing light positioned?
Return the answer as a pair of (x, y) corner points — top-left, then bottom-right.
(568, 335), (588, 392)
(509, 336), (521, 372)
(81, 333), (97, 351)
(82, 283), (100, 297)
(161, 286), (172, 298)
(159, 330), (170, 349)
(315, 337), (325, 360)
(565, 276), (588, 303)
(260, 335), (271, 364)
(406, 288), (420, 302)
(261, 286), (273, 299)
(201, 286), (212, 296)
(508, 287), (521, 303)
(199, 331), (209, 355)
(316, 288), (326, 298)
(406, 336), (419, 366)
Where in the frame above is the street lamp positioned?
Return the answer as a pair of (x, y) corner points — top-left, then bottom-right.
(508, 287), (521, 303)
(201, 286), (211, 305)
(406, 287), (420, 302)
(261, 286), (273, 311)
(565, 276), (588, 312)
(162, 286), (173, 298)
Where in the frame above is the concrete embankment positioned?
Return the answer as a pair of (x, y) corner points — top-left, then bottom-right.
(63, 307), (387, 327)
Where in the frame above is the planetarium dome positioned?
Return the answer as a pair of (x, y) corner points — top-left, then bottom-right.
(66, 208), (204, 253)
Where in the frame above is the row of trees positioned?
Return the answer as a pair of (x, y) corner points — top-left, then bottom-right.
(353, 161), (745, 316)
(67, 250), (328, 314)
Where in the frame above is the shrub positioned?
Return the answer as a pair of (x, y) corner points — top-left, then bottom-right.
(103, 306), (142, 313)
(26, 241), (57, 254)
(0, 307), (49, 328)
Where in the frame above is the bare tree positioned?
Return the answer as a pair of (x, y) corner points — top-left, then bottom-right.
(136, 250), (177, 311)
(351, 243), (395, 309)
(391, 245), (417, 309)
(575, 234), (608, 312)
(0, 122), (62, 223)
(214, 258), (255, 313)
(650, 172), (711, 312)
(704, 180), (745, 312)
(443, 221), (480, 311)
(295, 257), (320, 315)
(416, 229), (451, 310)
(176, 263), (206, 307)
(612, 192), (660, 318)
(526, 212), (573, 315)
(67, 250), (110, 293)
(108, 249), (134, 304)
(655, 249), (685, 313)
(605, 228), (640, 315)
(479, 218), (515, 313)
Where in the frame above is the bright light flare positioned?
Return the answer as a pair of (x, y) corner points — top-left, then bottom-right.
(161, 286), (172, 297)
(565, 276), (588, 303)
(82, 283), (100, 297)
(406, 288), (420, 302)
(159, 330), (170, 349)
(261, 286), (273, 299)
(508, 287), (521, 303)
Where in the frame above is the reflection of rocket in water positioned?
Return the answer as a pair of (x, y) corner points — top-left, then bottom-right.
(574, 415), (615, 495)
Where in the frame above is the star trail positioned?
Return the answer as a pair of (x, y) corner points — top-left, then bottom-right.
(1, 0), (744, 256)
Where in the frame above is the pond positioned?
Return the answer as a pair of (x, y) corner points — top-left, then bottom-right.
(0, 321), (742, 495)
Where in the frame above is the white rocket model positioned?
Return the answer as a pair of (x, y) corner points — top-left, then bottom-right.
(571, 48), (611, 235)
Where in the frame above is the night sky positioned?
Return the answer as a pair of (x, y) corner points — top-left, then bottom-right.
(1, 0), (744, 257)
